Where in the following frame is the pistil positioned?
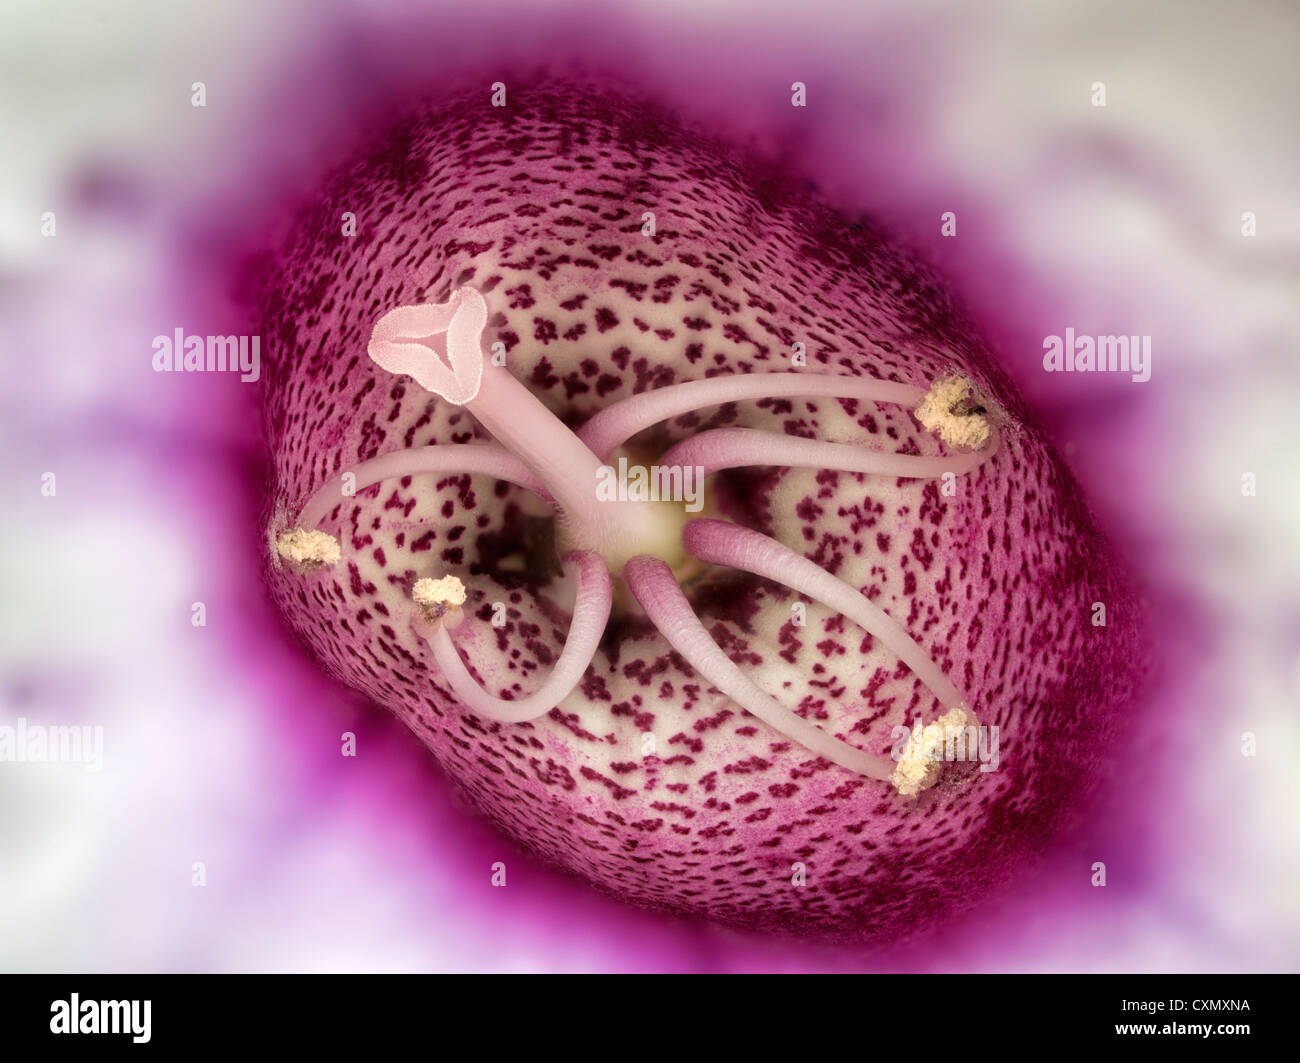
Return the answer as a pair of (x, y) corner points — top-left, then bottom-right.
(368, 287), (682, 572)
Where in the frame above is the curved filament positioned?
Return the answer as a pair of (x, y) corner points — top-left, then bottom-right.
(296, 443), (548, 530)
(424, 551), (612, 723)
(623, 555), (896, 781)
(682, 518), (971, 713)
(578, 372), (925, 461)
(661, 424), (999, 480)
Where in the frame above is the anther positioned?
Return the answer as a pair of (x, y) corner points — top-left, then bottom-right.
(275, 527), (341, 567)
(914, 374), (992, 449)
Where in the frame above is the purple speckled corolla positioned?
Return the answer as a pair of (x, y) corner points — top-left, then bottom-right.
(258, 79), (1145, 939)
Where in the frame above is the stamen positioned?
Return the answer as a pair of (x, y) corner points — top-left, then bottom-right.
(295, 443), (547, 532)
(891, 705), (979, 797)
(416, 551), (613, 723)
(414, 574), (468, 614)
(304, 292), (998, 787)
(623, 555), (897, 782)
(577, 372), (926, 461)
(682, 518), (973, 714)
(275, 527), (341, 566)
(660, 424), (998, 480)
(914, 374), (992, 449)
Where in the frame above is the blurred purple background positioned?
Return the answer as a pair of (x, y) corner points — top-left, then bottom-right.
(1, 0), (1296, 971)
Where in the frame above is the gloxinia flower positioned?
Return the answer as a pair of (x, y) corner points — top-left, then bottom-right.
(258, 79), (1146, 940)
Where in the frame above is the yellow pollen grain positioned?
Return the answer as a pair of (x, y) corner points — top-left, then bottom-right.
(276, 527), (341, 566)
(915, 375), (991, 449)
(891, 705), (977, 797)
(413, 574), (467, 609)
